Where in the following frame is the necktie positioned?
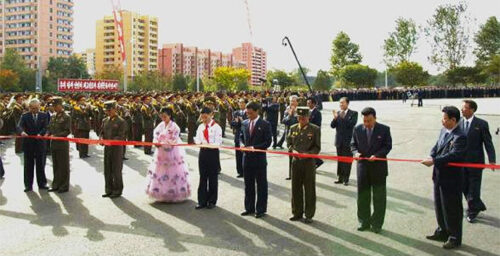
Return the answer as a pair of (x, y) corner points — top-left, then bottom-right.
(250, 120), (254, 135)
(367, 128), (372, 146)
(465, 121), (469, 133)
(204, 124), (209, 143)
(441, 132), (450, 146)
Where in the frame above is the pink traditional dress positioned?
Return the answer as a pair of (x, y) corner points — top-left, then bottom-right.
(146, 120), (191, 202)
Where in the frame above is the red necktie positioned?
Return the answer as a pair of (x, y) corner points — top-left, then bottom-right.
(204, 124), (209, 143)
(250, 120), (254, 135)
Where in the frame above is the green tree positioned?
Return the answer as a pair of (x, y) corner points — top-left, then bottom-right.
(213, 66), (250, 91)
(129, 71), (169, 91)
(425, 1), (472, 71)
(389, 61), (430, 87)
(383, 18), (419, 67)
(330, 31), (362, 77)
(266, 69), (294, 87)
(290, 67), (310, 85)
(0, 48), (36, 91)
(172, 73), (188, 91)
(312, 70), (333, 91)
(482, 54), (500, 85)
(474, 16), (500, 64)
(189, 77), (204, 92)
(375, 71), (397, 87)
(0, 69), (20, 92)
(445, 66), (488, 86)
(44, 55), (90, 92)
(338, 64), (378, 88)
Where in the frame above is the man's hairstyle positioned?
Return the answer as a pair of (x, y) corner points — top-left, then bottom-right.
(361, 107), (376, 118)
(442, 106), (461, 122)
(463, 100), (478, 112)
(307, 97), (317, 105)
(29, 98), (40, 106)
(289, 95), (298, 102)
(200, 106), (213, 114)
(246, 101), (261, 112)
(340, 97), (350, 104)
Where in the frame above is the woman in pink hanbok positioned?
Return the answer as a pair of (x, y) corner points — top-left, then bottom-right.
(146, 107), (190, 202)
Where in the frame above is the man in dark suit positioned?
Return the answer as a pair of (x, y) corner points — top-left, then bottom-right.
(307, 97), (323, 168)
(17, 98), (50, 192)
(351, 107), (392, 234)
(262, 96), (280, 149)
(240, 101), (273, 219)
(331, 97), (358, 185)
(460, 100), (496, 222)
(231, 99), (248, 178)
(422, 106), (467, 249)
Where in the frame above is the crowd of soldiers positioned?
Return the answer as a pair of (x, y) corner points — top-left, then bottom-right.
(0, 91), (324, 155)
(330, 86), (500, 101)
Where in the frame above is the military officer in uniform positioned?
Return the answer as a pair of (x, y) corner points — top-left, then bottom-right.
(12, 94), (25, 153)
(141, 96), (156, 155)
(46, 97), (71, 193)
(73, 95), (92, 158)
(100, 101), (127, 198)
(131, 95), (143, 147)
(287, 107), (321, 224)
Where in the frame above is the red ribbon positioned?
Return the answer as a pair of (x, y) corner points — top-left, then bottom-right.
(1, 135), (498, 170)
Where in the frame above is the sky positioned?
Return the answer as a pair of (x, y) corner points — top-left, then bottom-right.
(73, 0), (500, 75)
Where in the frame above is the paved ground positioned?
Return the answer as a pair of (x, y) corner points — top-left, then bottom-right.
(0, 98), (499, 256)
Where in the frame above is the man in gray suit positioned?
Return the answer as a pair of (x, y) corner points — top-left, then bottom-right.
(351, 107), (392, 234)
(460, 100), (496, 223)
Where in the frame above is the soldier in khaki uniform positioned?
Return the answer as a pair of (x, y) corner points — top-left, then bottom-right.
(12, 94), (25, 153)
(287, 107), (321, 224)
(141, 96), (156, 155)
(73, 95), (92, 158)
(100, 101), (127, 198)
(46, 97), (72, 193)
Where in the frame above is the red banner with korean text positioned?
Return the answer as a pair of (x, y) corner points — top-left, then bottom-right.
(111, 0), (126, 64)
(57, 79), (120, 92)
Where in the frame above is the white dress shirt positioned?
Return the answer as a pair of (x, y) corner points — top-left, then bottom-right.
(194, 119), (223, 146)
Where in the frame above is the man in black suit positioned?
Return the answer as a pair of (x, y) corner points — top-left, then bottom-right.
(240, 101), (273, 219)
(331, 97), (358, 185)
(17, 98), (50, 192)
(230, 99), (248, 178)
(307, 97), (323, 168)
(262, 96), (280, 149)
(422, 106), (467, 250)
(460, 100), (496, 222)
(351, 107), (392, 234)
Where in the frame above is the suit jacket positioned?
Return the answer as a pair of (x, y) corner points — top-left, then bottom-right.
(460, 117), (496, 165)
(331, 109), (358, 148)
(351, 122), (392, 176)
(17, 111), (50, 151)
(309, 108), (322, 127)
(263, 103), (279, 125)
(241, 117), (273, 169)
(430, 126), (467, 186)
(231, 109), (247, 144)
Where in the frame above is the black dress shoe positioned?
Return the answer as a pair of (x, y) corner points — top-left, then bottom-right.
(443, 238), (461, 249)
(39, 186), (49, 190)
(241, 211), (254, 216)
(285, 177), (291, 180)
(237, 174), (243, 178)
(343, 182), (349, 186)
(371, 226), (381, 233)
(24, 188), (33, 192)
(255, 213), (266, 218)
(357, 225), (370, 231)
(334, 180), (343, 184)
(102, 194), (111, 198)
(426, 233), (448, 242)
(289, 216), (302, 221)
(303, 218), (313, 224)
(195, 205), (206, 210)
(123, 157), (129, 160)
(109, 194), (121, 198)
(206, 203), (216, 209)
(48, 188), (59, 192)
(467, 213), (478, 223)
